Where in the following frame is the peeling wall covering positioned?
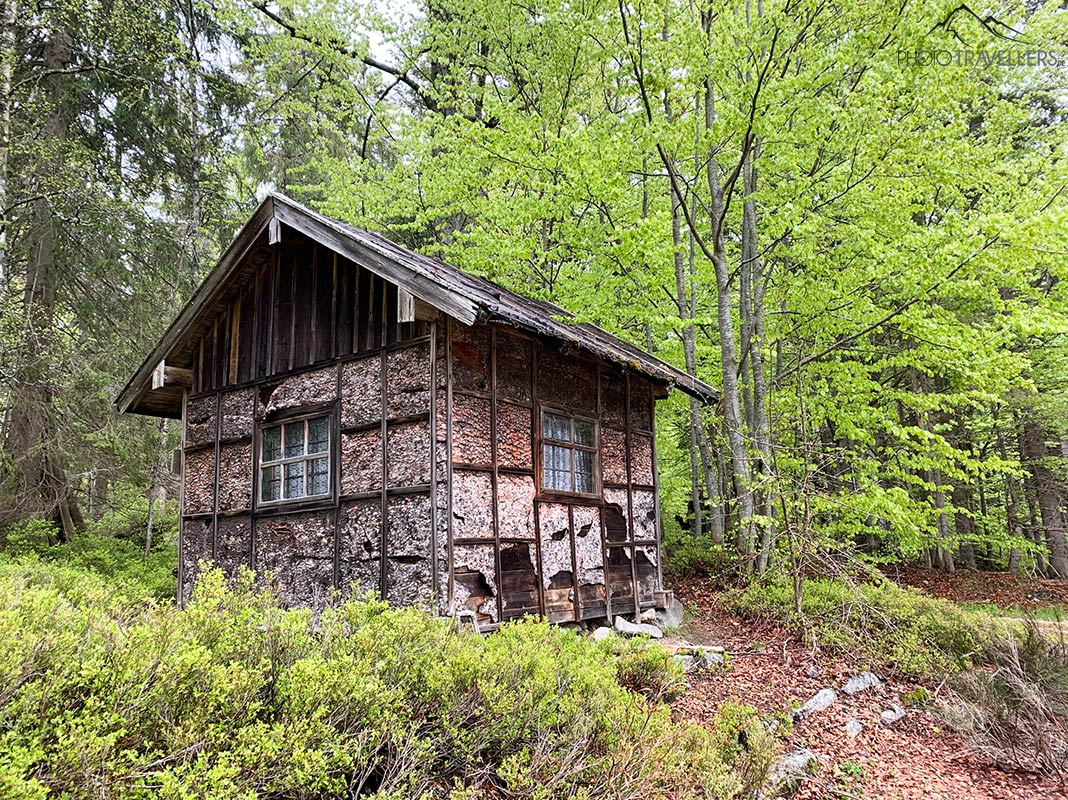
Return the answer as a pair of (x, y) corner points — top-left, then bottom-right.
(185, 395), (217, 448)
(632, 489), (657, 540)
(496, 403), (532, 470)
(183, 448), (216, 515)
(220, 389), (255, 440)
(256, 511), (335, 610)
(387, 343), (431, 417)
(452, 470), (493, 540)
(387, 420), (431, 486)
(451, 394), (492, 464)
(261, 366), (338, 417)
(500, 542), (538, 618)
(340, 429), (382, 495)
(497, 475), (535, 539)
(217, 443), (252, 511)
(453, 543), (497, 622)
(340, 356), (382, 428)
(572, 505), (604, 586)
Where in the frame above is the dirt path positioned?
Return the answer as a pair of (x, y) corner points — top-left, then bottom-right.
(667, 578), (1067, 800)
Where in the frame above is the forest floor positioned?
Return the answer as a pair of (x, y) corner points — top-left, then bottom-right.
(666, 573), (1068, 800)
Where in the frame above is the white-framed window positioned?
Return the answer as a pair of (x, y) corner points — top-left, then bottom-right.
(259, 415), (330, 504)
(540, 409), (598, 495)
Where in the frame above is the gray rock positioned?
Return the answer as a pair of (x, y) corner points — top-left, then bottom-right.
(764, 749), (817, 797)
(844, 719), (864, 736)
(695, 648), (725, 669)
(842, 671), (882, 696)
(613, 615), (664, 639)
(805, 663), (821, 679)
(793, 688), (837, 722)
(672, 654), (697, 671)
(880, 704), (905, 725)
(640, 608), (657, 622)
(590, 626), (614, 642)
(655, 597), (685, 629)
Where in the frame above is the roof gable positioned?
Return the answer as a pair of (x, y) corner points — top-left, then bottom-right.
(117, 194), (717, 416)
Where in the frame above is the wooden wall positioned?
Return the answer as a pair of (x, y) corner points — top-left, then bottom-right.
(441, 318), (663, 626)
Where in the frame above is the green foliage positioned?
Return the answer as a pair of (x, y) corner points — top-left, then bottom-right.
(604, 635), (686, 702)
(663, 520), (736, 582)
(0, 564), (768, 799)
(724, 576), (1005, 678)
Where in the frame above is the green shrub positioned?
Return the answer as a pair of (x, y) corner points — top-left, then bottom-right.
(662, 519), (735, 581)
(724, 576), (1005, 678)
(0, 563), (766, 799)
(605, 635), (686, 702)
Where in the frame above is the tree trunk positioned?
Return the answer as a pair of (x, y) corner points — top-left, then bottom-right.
(1019, 414), (1068, 578)
(953, 483), (977, 570)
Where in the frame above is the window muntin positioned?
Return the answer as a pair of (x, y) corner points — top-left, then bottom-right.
(260, 416), (330, 503)
(541, 410), (598, 495)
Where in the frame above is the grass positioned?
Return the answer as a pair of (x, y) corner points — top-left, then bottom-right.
(958, 600), (1068, 622)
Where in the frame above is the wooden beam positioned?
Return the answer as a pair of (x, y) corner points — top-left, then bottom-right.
(398, 287), (415, 323)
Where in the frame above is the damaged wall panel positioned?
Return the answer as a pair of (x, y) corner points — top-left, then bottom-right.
(452, 469), (494, 540)
(185, 395), (218, 448)
(499, 542), (539, 620)
(496, 475), (535, 540)
(452, 543), (498, 623)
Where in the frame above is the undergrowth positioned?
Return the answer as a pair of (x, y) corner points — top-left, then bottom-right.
(0, 562), (773, 800)
(723, 575), (1007, 679)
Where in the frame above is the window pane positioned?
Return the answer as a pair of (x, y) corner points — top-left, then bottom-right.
(544, 413), (572, 442)
(307, 417), (329, 454)
(262, 426), (281, 462)
(284, 461), (304, 498)
(543, 444), (573, 491)
(307, 457), (329, 496)
(575, 450), (593, 493)
(261, 465), (281, 502)
(284, 423), (305, 458)
(574, 420), (595, 446)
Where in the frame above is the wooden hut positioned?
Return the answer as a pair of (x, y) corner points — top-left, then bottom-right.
(118, 194), (716, 627)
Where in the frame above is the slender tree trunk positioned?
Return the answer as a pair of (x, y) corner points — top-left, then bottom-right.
(0, 0), (16, 294)
(953, 483), (977, 570)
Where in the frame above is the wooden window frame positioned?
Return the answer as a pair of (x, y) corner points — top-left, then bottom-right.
(257, 413), (332, 506)
(536, 405), (600, 499)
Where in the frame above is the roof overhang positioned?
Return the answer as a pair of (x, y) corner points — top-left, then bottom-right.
(117, 193), (717, 418)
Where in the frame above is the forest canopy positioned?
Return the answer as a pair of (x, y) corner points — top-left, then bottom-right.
(1, 0), (1067, 581)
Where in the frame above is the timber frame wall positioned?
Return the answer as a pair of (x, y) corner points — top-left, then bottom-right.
(179, 228), (666, 624)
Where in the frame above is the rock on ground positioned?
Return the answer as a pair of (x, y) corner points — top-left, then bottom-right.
(793, 688), (837, 722)
(655, 597), (685, 629)
(590, 626), (614, 642)
(841, 671), (882, 695)
(844, 719), (864, 736)
(764, 748), (818, 797)
(613, 615), (664, 639)
(880, 704), (906, 725)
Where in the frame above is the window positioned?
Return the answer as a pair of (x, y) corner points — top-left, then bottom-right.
(541, 410), (597, 495)
(259, 416), (330, 503)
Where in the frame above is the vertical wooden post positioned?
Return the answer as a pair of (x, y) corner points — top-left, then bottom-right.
(596, 363), (612, 621)
(428, 319), (439, 605)
(177, 388), (188, 606)
(445, 318), (456, 614)
(624, 373), (639, 619)
(530, 344), (545, 616)
(489, 328), (503, 622)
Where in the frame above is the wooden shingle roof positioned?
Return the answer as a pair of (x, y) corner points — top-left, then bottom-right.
(117, 193), (717, 416)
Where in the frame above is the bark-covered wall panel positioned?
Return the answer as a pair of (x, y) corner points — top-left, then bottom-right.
(260, 366), (338, 418)
(386, 493), (432, 558)
(217, 443), (252, 512)
(536, 348), (597, 414)
(599, 372), (626, 429)
(452, 469), (493, 540)
(255, 511), (335, 610)
(630, 434), (655, 486)
(451, 394), (492, 464)
(496, 333), (531, 403)
(386, 342), (431, 418)
(497, 475), (535, 539)
(183, 448), (216, 515)
(220, 389), (255, 440)
(185, 395), (218, 449)
(387, 420), (431, 486)
(451, 323), (490, 393)
(601, 429), (627, 485)
(340, 429), (382, 495)
(386, 557), (433, 609)
(340, 356), (382, 428)
(339, 499), (381, 596)
(632, 489), (657, 541)
(180, 517), (212, 603)
(217, 514), (252, 574)
(628, 377), (653, 431)
(496, 402), (532, 470)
